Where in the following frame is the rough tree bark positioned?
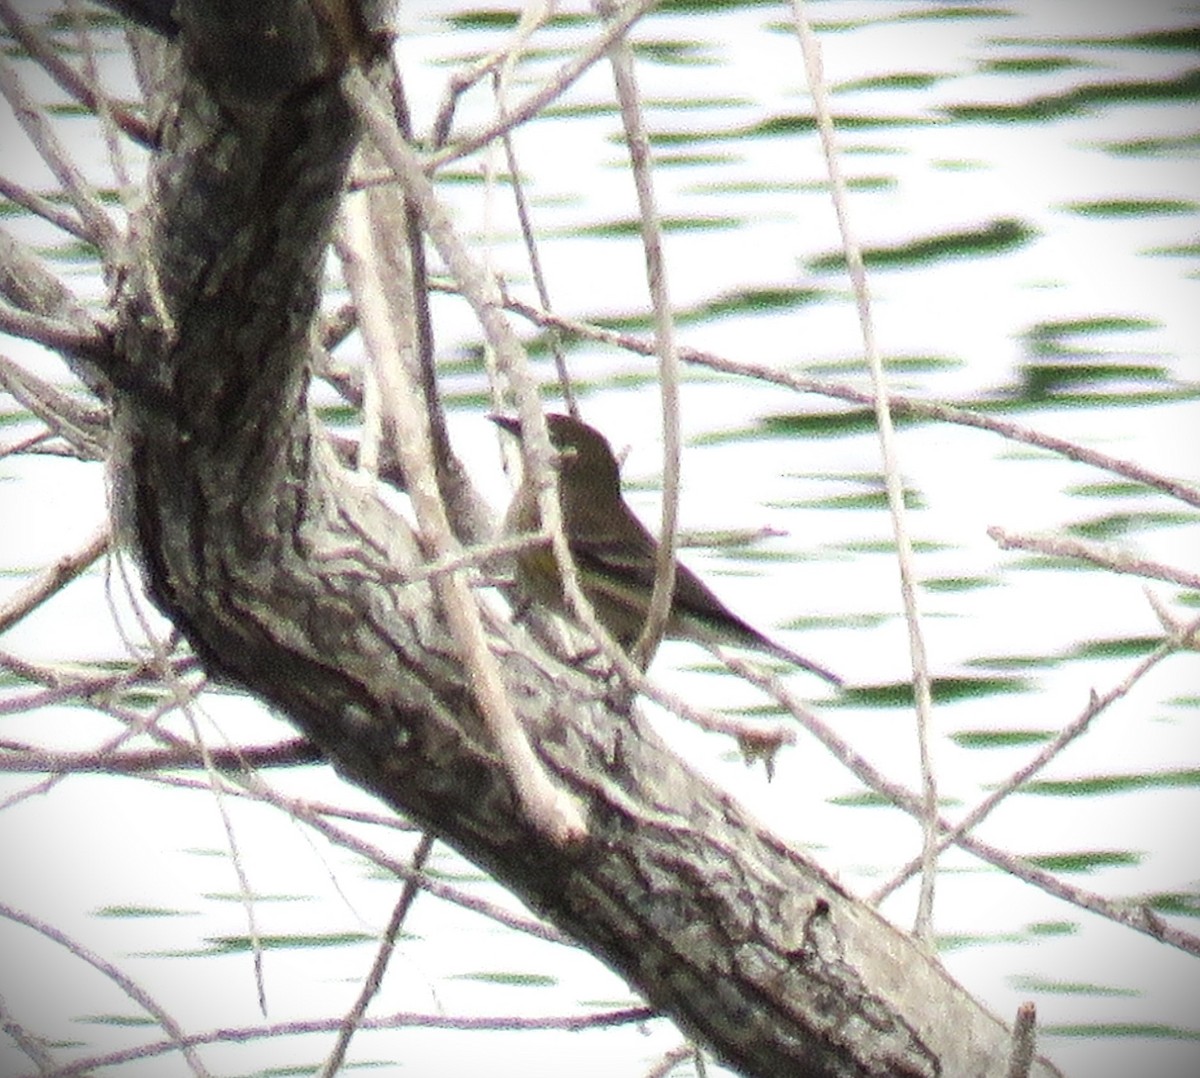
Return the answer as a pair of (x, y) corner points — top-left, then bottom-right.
(97, 3), (1062, 1075)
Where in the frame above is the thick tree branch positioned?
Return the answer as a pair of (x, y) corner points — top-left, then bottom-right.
(105, 4), (1062, 1076)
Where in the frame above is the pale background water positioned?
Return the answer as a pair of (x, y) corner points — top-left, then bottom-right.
(0, 1), (1198, 1076)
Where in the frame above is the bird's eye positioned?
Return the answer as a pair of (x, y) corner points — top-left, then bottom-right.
(555, 445), (579, 467)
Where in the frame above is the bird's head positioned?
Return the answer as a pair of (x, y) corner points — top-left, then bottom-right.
(490, 412), (622, 494)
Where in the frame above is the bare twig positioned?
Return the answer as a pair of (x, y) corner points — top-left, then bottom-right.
(339, 139), (587, 846)
(318, 834), (436, 1078)
(869, 614), (1200, 904)
(429, 0), (557, 150)
(0, 902), (211, 1077)
(157, 765), (574, 945)
(790, 0), (939, 939)
(644, 1043), (699, 1078)
(0, 302), (111, 368)
(366, 529), (554, 585)
(721, 651), (1200, 957)
(493, 73), (577, 416)
(143, 771), (421, 834)
(0, 527), (109, 635)
(0, 50), (119, 255)
(0, 0), (153, 147)
(386, 62), (493, 546)
(0, 175), (91, 240)
(67, 0), (135, 195)
(594, 0), (682, 672)
(1146, 588), (1200, 648)
(0, 990), (56, 1075)
(0, 739), (318, 774)
(0, 649), (199, 718)
(493, 296), (1200, 509)
(988, 527), (1200, 591)
(0, 225), (106, 331)
(0, 691), (199, 814)
(35, 1006), (657, 1078)
(105, 550), (270, 1015)
(1006, 1002), (1037, 1078)
(426, 0), (659, 171)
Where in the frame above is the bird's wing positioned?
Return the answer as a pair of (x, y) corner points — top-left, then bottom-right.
(566, 511), (842, 685)
(569, 522), (745, 628)
(567, 532), (658, 600)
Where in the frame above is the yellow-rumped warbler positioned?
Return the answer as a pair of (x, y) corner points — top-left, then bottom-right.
(490, 413), (841, 685)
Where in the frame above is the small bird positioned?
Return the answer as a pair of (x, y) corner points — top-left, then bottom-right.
(490, 412), (841, 686)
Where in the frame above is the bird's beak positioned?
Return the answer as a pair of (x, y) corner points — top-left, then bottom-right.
(487, 413), (522, 438)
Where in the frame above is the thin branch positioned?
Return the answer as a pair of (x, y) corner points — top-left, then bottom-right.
(0, 301), (111, 366)
(317, 833), (435, 1078)
(0, 990), (56, 1076)
(0, 174), (91, 240)
(0, 613), (200, 817)
(0, 650), (199, 717)
(0, 428), (55, 459)
(141, 771), (421, 833)
(594, 0), (682, 672)
(144, 768), (570, 944)
(790, 0), (939, 938)
(0, 224), (107, 331)
(869, 614), (1200, 904)
(426, 0), (659, 171)
(0, 526), (109, 635)
(493, 73), (577, 415)
(394, 531), (549, 584)
(105, 549), (270, 1015)
(35, 1006), (657, 1078)
(0, 739), (319, 774)
(0, 354), (109, 460)
(319, 299), (358, 352)
(0, 0), (153, 147)
(0, 50), (119, 255)
(720, 651), (1200, 958)
(383, 62), (488, 544)
(339, 141), (586, 846)
(644, 1043), (698, 1078)
(0, 902), (211, 1078)
(1146, 587), (1200, 647)
(0, 692), (198, 813)
(988, 527), (1200, 591)
(1006, 1002), (1037, 1078)
(494, 295), (1200, 509)
(67, 0), (135, 196)
(429, 0), (557, 150)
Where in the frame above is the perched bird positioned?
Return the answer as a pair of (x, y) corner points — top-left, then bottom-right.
(490, 412), (841, 686)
